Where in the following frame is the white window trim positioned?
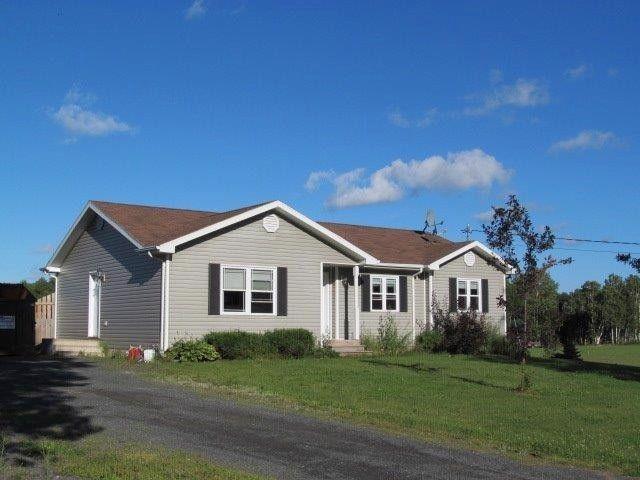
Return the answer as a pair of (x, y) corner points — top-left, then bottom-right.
(370, 274), (400, 313)
(220, 265), (278, 316)
(456, 277), (482, 313)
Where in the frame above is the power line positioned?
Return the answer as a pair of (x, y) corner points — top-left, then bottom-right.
(552, 247), (640, 255)
(556, 236), (640, 246)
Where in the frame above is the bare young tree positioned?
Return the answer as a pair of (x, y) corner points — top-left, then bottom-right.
(482, 195), (572, 362)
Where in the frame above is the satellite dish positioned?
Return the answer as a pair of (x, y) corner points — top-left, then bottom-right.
(426, 209), (435, 226)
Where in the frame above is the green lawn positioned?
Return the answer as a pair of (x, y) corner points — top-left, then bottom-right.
(122, 344), (640, 477)
(0, 436), (265, 480)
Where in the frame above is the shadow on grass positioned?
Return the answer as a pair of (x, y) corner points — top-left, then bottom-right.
(478, 354), (640, 382)
(360, 358), (514, 392)
(0, 355), (102, 467)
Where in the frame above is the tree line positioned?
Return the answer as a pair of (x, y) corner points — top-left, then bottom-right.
(507, 272), (640, 347)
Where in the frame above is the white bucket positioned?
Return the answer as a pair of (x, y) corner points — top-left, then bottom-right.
(143, 349), (156, 362)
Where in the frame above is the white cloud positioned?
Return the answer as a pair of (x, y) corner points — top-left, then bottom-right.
(549, 130), (618, 152)
(185, 0), (206, 19)
(565, 64), (589, 79)
(310, 149), (511, 209)
(489, 69), (503, 84)
(305, 170), (335, 191)
(463, 78), (549, 116)
(388, 108), (437, 128)
(474, 210), (493, 222)
(51, 88), (133, 139)
(32, 244), (53, 254)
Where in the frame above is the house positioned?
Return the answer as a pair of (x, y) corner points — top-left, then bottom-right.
(43, 200), (510, 352)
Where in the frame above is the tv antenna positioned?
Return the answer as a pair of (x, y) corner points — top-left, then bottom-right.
(424, 209), (444, 235)
(462, 224), (474, 240)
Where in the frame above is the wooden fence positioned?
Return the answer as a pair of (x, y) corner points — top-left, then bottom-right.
(35, 293), (55, 344)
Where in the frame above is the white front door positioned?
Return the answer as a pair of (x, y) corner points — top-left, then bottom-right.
(88, 274), (101, 338)
(321, 269), (333, 340)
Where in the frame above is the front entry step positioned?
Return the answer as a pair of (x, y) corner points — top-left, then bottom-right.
(325, 339), (368, 357)
(53, 338), (103, 357)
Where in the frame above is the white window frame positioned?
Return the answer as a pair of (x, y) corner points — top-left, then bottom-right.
(220, 265), (278, 316)
(456, 278), (482, 312)
(370, 275), (400, 312)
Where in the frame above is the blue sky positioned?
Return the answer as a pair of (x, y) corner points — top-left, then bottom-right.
(1, 1), (638, 291)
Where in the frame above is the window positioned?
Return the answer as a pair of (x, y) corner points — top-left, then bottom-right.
(222, 266), (276, 314)
(457, 278), (481, 312)
(370, 275), (399, 312)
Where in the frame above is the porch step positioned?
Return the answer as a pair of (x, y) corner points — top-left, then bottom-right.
(325, 339), (368, 357)
(53, 338), (104, 357)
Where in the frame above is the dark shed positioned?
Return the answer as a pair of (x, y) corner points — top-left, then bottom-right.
(0, 283), (36, 353)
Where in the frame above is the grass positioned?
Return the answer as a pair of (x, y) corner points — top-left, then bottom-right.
(115, 344), (640, 477)
(0, 436), (264, 480)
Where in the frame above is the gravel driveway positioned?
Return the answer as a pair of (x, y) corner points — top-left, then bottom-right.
(0, 356), (622, 480)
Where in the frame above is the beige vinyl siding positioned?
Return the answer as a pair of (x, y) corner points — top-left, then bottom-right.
(168, 213), (357, 344)
(432, 252), (506, 332)
(358, 269), (420, 339)
(57, 216), (162, 349)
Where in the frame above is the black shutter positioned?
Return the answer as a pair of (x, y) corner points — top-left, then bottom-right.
(449, 277), (457, 313)
(277, 267), (288, 316)
(481, 279), (489, 313)
(399, 276), (408, 312)
(361, 274), (370, 312)
(209, 263), (220, 315)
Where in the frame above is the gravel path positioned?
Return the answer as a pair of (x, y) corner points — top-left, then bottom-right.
(0, 356), (623, 480)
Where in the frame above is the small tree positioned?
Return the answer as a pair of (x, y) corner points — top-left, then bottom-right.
(482, 195), (571, 362)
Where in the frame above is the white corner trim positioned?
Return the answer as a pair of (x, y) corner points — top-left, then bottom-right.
(157, 201), (380, 263)
(353, 265), (360, 340)
(427, 240), (513, 272)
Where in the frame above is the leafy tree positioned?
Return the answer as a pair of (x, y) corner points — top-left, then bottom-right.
(617, 253), (640, 274)
(482, 195), (571, 362)
(21, 276), (55, 299)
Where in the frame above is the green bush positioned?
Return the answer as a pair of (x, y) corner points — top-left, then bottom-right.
(313, 345), (340, 358)
(203, 331), (270, 359)
(484, 332), (522, 358)
(360, 333), (379, 353)
(166, 340), (219, 362)
(263, 329), (315, 358)
(415, 329), (443, 353)
(377, 315), (411, 355)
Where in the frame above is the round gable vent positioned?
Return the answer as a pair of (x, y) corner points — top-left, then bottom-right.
(464, 251), (476, 267)
(263, 214), (280, 233)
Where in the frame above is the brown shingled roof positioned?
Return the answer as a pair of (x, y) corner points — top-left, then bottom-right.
(89, 200), (469, 265)
(319, 222), (471, 265)
(91, 200), (271, 246)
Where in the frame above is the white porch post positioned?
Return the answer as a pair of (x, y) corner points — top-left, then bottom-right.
(334, 266), (340, 340)
(353, 265), (360, 340)
(411, 275), (416, 341)
(53, 274), (59, 339)
(428, 271), (433, 328)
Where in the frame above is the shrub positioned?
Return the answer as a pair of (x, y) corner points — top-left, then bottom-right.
(434, 308), (487, 355)
(166, 340), (219, 362)
(360, 333), (379, 353)
(313, 345), (340, 358)
(203, 331), (270, 359)
(415, 329), (443, 353)
(484, 332), (523, 359)
(377, 315), (411, 355)
(263, 329), (315, 359)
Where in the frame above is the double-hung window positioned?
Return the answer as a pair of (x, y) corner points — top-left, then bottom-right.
(371, 275), (399, 312)
(457, 279), (480, 312)
(222, 266), (276, 314)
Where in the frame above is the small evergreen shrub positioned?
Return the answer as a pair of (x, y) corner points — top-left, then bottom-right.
(203, 331), (270, 359)
(377, 315), (411, 355)
(415, 329), (443, 353)
(263, 329), (315, 358)
(166, 340), (219, 362)
(484, 332), (522, 359)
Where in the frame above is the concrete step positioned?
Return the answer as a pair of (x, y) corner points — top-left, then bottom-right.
(325, 339), (368, 356)
(53, 338), (104, 357)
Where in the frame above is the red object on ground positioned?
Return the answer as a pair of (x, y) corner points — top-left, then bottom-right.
(127, 346), (143, 362)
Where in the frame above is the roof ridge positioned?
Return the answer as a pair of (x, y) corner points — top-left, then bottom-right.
(91, 200), (219, 215)
(318, 220), (449, 238)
